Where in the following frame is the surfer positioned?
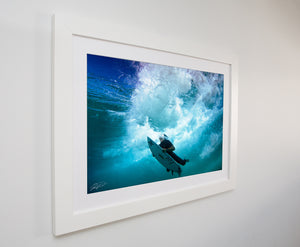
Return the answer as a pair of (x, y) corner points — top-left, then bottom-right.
(159, 134), (189, 166)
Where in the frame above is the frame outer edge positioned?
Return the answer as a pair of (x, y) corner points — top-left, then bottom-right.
(52, 13), (239, 236)
(52, 14), (74, 236)
(229, 57), (239, 189)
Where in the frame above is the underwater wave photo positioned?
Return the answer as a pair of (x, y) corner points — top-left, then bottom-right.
(87, 53), (224, 193)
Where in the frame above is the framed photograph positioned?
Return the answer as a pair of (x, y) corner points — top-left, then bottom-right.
(52, 14), (238, 236)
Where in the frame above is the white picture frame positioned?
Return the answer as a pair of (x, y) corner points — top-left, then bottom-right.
(52, 14), (238, 236)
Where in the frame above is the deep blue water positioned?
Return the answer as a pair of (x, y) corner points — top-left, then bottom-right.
(87, 54), (224, 193)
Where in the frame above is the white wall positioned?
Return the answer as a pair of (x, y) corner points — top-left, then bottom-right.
(1, 0), (299, 246)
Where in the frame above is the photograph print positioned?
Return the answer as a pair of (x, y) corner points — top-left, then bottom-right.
(87, 53), (224, 194)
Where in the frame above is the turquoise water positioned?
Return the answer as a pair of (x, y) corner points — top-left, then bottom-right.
(87, 54), (223, 193)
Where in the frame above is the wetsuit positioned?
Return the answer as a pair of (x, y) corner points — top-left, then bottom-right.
(159, 139), (186, 165)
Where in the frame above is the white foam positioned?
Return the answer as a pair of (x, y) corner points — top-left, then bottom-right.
(123, 63), (224, 161)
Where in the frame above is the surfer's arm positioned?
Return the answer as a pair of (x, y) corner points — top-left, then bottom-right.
(163, 145), (175, 152)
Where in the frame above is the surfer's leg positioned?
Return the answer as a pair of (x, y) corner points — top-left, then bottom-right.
(168, 152), (187, 166)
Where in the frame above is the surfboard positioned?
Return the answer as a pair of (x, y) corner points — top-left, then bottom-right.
(147, 136), (181, 175)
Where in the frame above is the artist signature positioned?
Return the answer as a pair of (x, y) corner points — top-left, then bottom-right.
(89, 181), (107, 192)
